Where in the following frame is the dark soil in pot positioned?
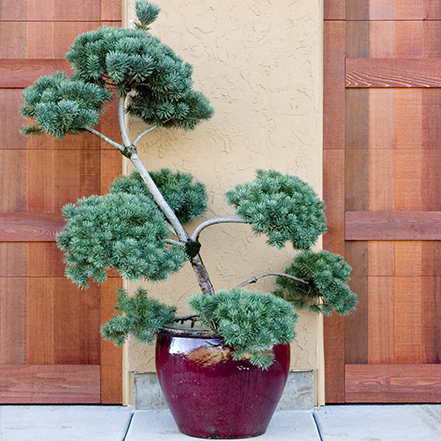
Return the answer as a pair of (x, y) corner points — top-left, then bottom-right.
(155, 325), (290, 439)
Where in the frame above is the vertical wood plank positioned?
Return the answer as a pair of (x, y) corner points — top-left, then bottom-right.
(27, 243), (65, 277)
(101, 149), (123, 193)
(99, 96), (122, 147)
(424, 21), (441, 57)
(369, 149), (394, 210)
(346, 21), (369, 58)
(0, 243), (27, 276)
(53, 278), (80, 365)
(368, 89), (395, 150)
(345, 89), (369, 150)
(394, 277), (423, 364)
(101, 0), (123, 22)
(395, 21), (423, 57)
(323, 21), (345, 150)
(369, 0), (396, 20)
(53, 0), (101, 21)
(53, 150), (81, 211)
(323, 149), (346, 402)
(422, 242), (441, 276)
(368, 276), (395, 363)
(345, 148), (369, 211)
(324, 313), (345, 403)
(424, 0), (441, 20)
(324, 149), (345, 254)
(52, 22), (101, 59)
(26, 22), (54, 59)
(79, 284), (101, 365)
(394, 89), (423, 150)
(423, 89), (441, 150)
(100, 277), (123, 404)
(368, 241), (394, 276)
(80, 148), (101, 197)
(323, 13), (346, 404)
(345, 241), (369, 364)
(0, 278), (27, 364)
(345, 364), (441, 403)
(421, 277), (440, 364)
(394, 150), (423, 211)
(395, 0), (424, 20)
(369, 22), (396, 57)
(0, 90), (27, 149)
(395, 242), (423, 277)
(26, 0), (55, 22)
(0, 1), (27, 21)
(0, 22), (27, 58)
(346, 0), (369, 20)
(27, 150), (55, 213)
(324, 0), (345, 20)
(0, 151), (27, 213)
(422, 93), (441, 211)
(26, 278), (54, 364)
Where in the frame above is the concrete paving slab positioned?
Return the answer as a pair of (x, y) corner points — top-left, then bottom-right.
(0, 405), (134, 441)
(125, 410), (321, 441)
(314, 405), (441, 441)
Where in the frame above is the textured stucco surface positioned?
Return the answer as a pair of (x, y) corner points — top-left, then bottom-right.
(125, 0), (323, 375)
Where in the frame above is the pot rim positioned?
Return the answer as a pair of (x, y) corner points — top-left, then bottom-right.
(159, 325), (221, 339)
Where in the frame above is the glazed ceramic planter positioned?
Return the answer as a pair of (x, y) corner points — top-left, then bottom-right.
(155, 326), (290, 439)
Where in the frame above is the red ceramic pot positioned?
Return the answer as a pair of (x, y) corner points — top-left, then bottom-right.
(155, 326), (290, 439)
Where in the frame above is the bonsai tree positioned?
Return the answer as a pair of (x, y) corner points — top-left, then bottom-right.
(20, 1), (357, 369)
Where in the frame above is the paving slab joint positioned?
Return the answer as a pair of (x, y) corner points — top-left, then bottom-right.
(122, 411), (135, 441)
(311, 409), (324, 441)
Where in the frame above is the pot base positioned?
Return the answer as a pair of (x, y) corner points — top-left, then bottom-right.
(155, 327), (290, 439)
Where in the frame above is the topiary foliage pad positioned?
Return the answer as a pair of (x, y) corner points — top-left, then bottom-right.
(189, 288), (298, 369)
(57, 192), (187, 288)
(110, 168), (207, 224)
(226, 169), (327, 250)
(274, 250), (358, 316)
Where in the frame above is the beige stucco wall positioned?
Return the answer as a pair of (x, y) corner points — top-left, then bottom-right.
(124, 0), (324, 398)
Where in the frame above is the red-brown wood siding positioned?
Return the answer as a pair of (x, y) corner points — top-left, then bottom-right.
(0, 0), (123, 404)
(324, 0), (441, 403)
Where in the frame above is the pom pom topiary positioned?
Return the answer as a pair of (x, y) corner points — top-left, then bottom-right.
(19, 0), (357, 372)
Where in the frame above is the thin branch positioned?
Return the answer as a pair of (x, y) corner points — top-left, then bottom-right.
(191, 217), (248, 241)
(86, 128), (125, 152)
(133, 125), (157, 147)
(129, 152), (189, 242)
(174, 314), (200, 328)
(166, 238), (185, 247)
(165, 222), (178, 236)
(118, 97), (132, 147)
(174, 314), (197, 322)
(235, 272), (309, 289)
